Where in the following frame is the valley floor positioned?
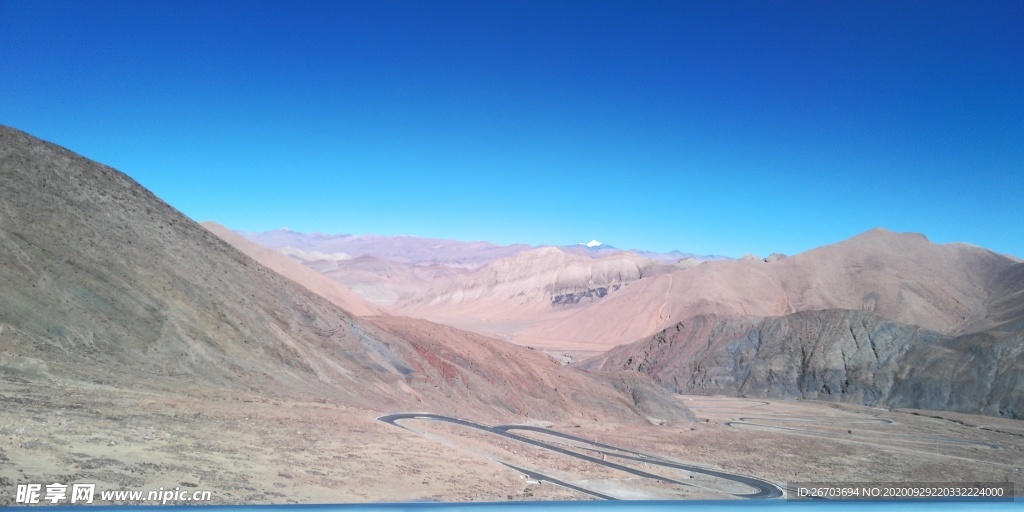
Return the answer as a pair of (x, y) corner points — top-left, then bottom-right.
(1, 377), (1021, 505)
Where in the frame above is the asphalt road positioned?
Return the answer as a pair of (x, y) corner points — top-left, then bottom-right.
(495, 424), (783, 499)
(378, 413), (784, 500)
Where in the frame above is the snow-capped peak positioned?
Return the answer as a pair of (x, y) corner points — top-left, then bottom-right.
(585, 240), (602, 247)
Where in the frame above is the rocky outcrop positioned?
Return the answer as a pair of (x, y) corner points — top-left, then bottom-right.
(580, 309), (1024, 419)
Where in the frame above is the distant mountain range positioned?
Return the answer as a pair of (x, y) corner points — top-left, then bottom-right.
(243, 229), (532, 267)
(242, 229), (730, 267)
(241, 224), (1024, 418)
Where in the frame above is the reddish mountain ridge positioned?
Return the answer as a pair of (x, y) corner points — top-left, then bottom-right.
(511, 228), (1017, 350)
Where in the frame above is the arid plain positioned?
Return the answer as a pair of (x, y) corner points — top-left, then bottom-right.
(4, 380), (1021, 505)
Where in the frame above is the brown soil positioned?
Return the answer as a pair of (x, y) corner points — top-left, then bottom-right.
(4, 380), (1020, 505)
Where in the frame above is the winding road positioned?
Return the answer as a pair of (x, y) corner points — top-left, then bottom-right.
(378, 412), (784, 500)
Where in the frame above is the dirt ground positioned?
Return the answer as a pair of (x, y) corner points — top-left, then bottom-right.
(2, 377), (1021, 505)
(0, 377), (526, 505)
(644, 396), (1024, 491)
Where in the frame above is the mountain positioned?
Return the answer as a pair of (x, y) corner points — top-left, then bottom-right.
(243, 229), (532, 267)
(635, 251), (728, 264)
(238, 228), (730, 319)
(511, 228), (1017, 351)
(364, 314), (694, 423)
(387, 228), (1017, 358)
(400, 247), (663, 309)
(201, 221), (382, 316)
(562, 240), (731, 263)
(972, 262), (1024, 333)
(0, 125), (691, 424)
(392, 247), (696, 349)
(306, 254), (470, 306)
(245, 229), (728, 268)
(278, 246), (352, 262)
(578, 308), (1024, 418)
(558, 242), (623, 259)
(556, 242), (729, 263)
(572, 232), (1024, 419)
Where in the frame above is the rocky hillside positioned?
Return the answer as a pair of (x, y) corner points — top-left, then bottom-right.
(579, 309), (1024, 418)
(576, 237), (1024, 419)
(0, 125), (691, 424)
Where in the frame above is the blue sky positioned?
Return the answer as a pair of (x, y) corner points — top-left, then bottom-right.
(2, 1), (1022, 258)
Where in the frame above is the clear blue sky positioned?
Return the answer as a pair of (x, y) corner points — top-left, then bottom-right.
(2, 0), (1021, 258)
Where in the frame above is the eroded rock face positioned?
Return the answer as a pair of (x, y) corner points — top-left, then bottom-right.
(390, 247), (682, 331)
(581, 310), (1024, 419)
(404, 247), (662, 307)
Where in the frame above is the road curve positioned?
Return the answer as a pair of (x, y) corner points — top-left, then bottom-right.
(378, 413), (783, 500)
(495, 425), (783, 499)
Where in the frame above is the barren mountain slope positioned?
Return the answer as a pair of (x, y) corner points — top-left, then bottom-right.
(976, 262), (1024, 333)
(307, 254), (468, 306)
(770, 229), (1010, 333)
(578, 308), (1024, 418)
(362, 315), (694, 423)
(516, 257), (791, 350)
(516, 229), (1017, 350)
(0, 125), (691, 424)
(201, 221), (382, 316)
